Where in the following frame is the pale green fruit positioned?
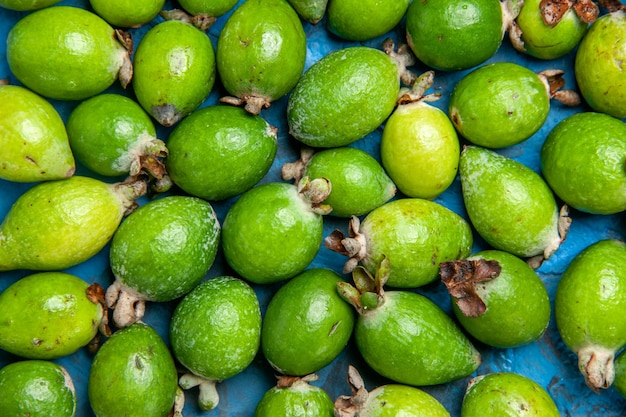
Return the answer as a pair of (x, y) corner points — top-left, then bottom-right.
(89, 0), (165, 28)
(255, 375), (334, 417)
(0, 84), (75, 182)
(0, 0), (61, 11)
(0, 272), (105, 359)
(178, 0), (238, 17)
(327, 0), (410, 41)
(0, 176), (145, 271)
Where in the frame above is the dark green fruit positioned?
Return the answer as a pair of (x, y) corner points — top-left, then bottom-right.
(327, 0), (411, 41)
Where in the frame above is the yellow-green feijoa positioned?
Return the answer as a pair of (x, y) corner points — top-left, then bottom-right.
(575, 11), (626, 119)
(217, 0), (306, 115)
(255, 375), (334, 417)
(178, 0), (239, 18)
(287, 46), (401, 148)
(615, 350), (626, 399)
(89, 0), (165, 28)
(6, 6), (132, 101)
(440, 250), (550, 348)
(170, 276), (261, 410)
(327, 0), (410, 41)
(0, 176), (146, 272)
(555, 239), (626, 392)
(540, 112), (626, 215)
(325, 198), (473, 288)
(165, 105), (278, 201)
(460, 146), (567, 261)
(88, 322), (181, 417)
(106, 196), (220, 328)
(0, 84), (75, 182)
(461, 372), (560, 417)
(334, 366), (451, 417)
(287, 0), (327, 24)
(0, 360), (76, 417)
(0, 272), (106, 359)
(261, 268), (355, 376)
(381, 72), (459, 199)
(0, 0), (61, 10)
(132, 19), (216, 127)
(282, 146), (396, 217)
(66, 93), (170, 190)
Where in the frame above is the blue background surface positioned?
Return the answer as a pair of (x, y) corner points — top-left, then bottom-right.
(1, 1), (626, 416)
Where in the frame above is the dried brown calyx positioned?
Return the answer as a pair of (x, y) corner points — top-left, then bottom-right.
(538, 69), (581, 106)
(281, 147), (315, 185)
(160, 9), (217, 31)
(334, 365), (371, 417)
(324, 216), (367, 274)
(86, 282), (111, 353)
(382, 38), (418, 87)
(540, 0), (599, 26)
(440, 258), (502, 318)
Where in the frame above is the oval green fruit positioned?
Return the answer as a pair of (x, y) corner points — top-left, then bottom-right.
(217, 0), (306, 114)
(178, 0), (239, 17)
(6, 6), (132, 101)
(287, 46), (400, 148)
(0, 360), (76, 417)
(89, 0), (165, 27)
(165, 105), (278, 201)
(540, 112), (626, 215)
(287, 0), (327, 24)
(0, 272), (105, 359)
(261, 268), (355, 376)
(461, 372), (559, 417)
(327, 0), (410, 41)
(555, 239), (626, 392)
(0, 0), (61, 10)
(170, 276), (261, 410)
(132, 19), (216, 126)
(255, 375), (334, 417)
(0, 84), (75, 182)
(88, 322), (180, 417)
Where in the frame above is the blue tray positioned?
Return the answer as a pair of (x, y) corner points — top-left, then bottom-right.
(1, 1), (625, 416)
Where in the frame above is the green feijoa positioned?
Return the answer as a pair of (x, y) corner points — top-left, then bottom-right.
(132, 19), (216, 127)
(170, 276), (261, 410)
(575, 11), (626, 119)
(282, 147), (396, 217)
(107, 196), (220, 328)
(89, 0), (165, 28)
(66, 93), (170, 190)
(217, 0), (306, 115)
(540, 112), (626, 215)
(287, 46), (401, 148)
(327, 0), (410, 41)
(287, 0), (328, 24)
(0, 272), (106, 360)
(0, 0), (61, 10)
(88, 322), (181, 417)
(615, 350), (626, 399)
(449, 62), (558, 149)
(0, 360), (76, 417)
(555, 239), (626, 392)
(0, 176), (145, 272)
(178, 0), (238, 17)
(338, 262), (481, 386)
(6, 6), (132, 101)
(513, 0), (589, 60)
(461, 372), (559, 417)
(325, 198), (473, 288)
(0, 84), (75, 182)
(440, 250), (550, 348)
(381, 72), (459, 199)
(255, 374), (334, 417)
(165, 105), (278, 201)
(261, 268), (355, 376)
(335, 366), (451, 417)
(405, 0), (507, 71)
(222, 180), (330, 284)
(459, 146), (568, 262)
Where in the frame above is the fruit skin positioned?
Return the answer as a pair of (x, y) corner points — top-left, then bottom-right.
(461, 372), (560, 417)
(448, 62), (550, 149)
(254, 375), (334, 417)
(89, 0), (165, 28)
(575, 11), (626, 119)
(217, 0), (306, 114)
(261, 268), (355, 376)
(460, 146), (563, 259)
(381, 100), (459, 199)
(0, 0), (61, 10)
(0, 176), (145, 271)
(165, 105), (278, 201)
(540, 112), (626, 215)
(615, 350), (626, 399)
(287, 0), (327, 24)
(555, 239), (626, 392)
(0, 84), (75, 182)
(88, 322), (180, 417)
(178, 0), (239, 17)
(405, 0), (504, 71)
(0, 360), (76, 417)
(327, 0), (410, 41)
(0, 272), (105, 360)
(287, 46), (400, 148)
(6, 6), (131, 101)
(132, 20), (216, 127)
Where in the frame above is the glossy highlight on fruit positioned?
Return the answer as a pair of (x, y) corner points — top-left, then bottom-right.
(327, 0), (410, 41)
(89, 0), (165, 27)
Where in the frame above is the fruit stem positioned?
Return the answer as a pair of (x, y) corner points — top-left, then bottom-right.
(382, 38), (418, 86)
(160, 9), (217, 31)
(281, 147), (315, 185)
(334, 365), (370, 417)
(298, 176), (333, 215)
(105, 280), (146, 328)
(172, 387), (185, 417)
(179, 373), (220, 410)
(538, 70), (581, 106)
(397, 70), (441, 105)
(578, 344), (616, 392)
(111, 178), (148, 216)
(324, 216), (368, 273)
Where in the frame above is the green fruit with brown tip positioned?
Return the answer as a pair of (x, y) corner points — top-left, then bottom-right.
(287, 0), (327, 24)
(255, 375), (334, 417)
